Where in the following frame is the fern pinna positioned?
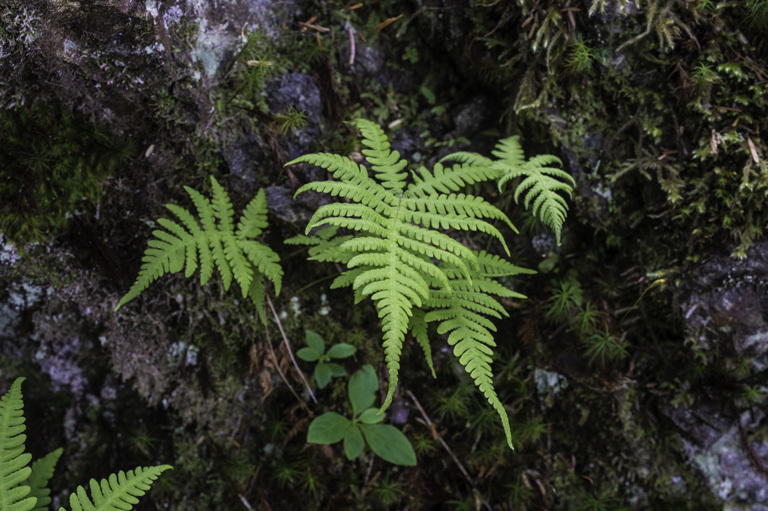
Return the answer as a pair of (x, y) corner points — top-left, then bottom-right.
(288, 119), (532, 449)
(115, 177), (282, 320)
(0, 378), (171, 511)
(442, 135), (575, 244)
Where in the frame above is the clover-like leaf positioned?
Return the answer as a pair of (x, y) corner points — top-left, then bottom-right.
(360, 424), (416, 466)
(348, 365), (378, 416)
(307, 412), (350, 444)
(305, 330), (325, 354)
(326, 343), (356, 359)
(314, 363), (333, 389)
(358, 408), (385, 424)
(343, 426), (365, 460)
(297, 347), (321, 362)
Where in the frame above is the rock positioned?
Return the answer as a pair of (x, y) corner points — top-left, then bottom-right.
(680, 241), (768, 371)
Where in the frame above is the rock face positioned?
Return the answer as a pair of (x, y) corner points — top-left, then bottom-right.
(673, 242), (768, 509)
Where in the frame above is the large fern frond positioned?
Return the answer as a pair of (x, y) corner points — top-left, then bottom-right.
(116, 179), (282, 312)
(425, 252), (533, 449)
(60, 465), (172, 511)
(0, 378), (36, 511)
(443, 136), (574, 244)
(27, 448), (62, 511)
(290, 119), (514, 412)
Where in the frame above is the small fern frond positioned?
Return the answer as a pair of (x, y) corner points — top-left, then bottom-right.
(27, 448), (62, 511)
(116, 178), (282, 311)
(0, 378), (36, 511)
(61, 465), (172, 511)
(446, 136), (574, 245)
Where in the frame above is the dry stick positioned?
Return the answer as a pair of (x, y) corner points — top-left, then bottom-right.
(261, 325), (306, 408)
(406, 390), (474, 486)
(267, 295), (317, 404)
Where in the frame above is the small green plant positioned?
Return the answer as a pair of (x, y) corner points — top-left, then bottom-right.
(307, 365), (416, 466)
(297, 330), (357, 388)
(0, 378), (171, 511)
(115, 177), (282, 322)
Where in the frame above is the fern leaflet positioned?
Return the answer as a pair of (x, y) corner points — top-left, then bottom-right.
(443, 135), (574, 244)
(115, 177), (282, 320)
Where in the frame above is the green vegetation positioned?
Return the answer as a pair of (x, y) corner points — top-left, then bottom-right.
(307, 365), (416, 466)
(0, 102), (132, 245)
(297, 330), (356, 389)
(0, 378), (170, 511)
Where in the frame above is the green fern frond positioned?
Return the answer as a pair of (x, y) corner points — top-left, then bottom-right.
(116, 180), (282, 311)
(0, 378), (36, 511)
(425, 252), (532, 449)
(27, 448), (62, 511)
(60, 465), (172, 511)
(443, 136), (574, 245)
(289, 119), (514, 412)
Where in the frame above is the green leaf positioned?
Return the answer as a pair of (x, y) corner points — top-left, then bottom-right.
(305, 330), (325, 354)
(343, 426), (365, 460)
(0, 377), (36, 511)
(348, 365), (378, 417)
(27, 448), (62, 511)
(60, 465), (172, 511)
(326, 343), (356, 359)
(327, 363), (347, 378)
(314, 363), (333, 389)
(307, 413), (350, 444)
(360, 424), (416, 466)
(297, 347), (321, 362)
(358, 408), (385, 424)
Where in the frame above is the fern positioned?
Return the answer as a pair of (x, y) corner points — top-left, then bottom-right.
(28, 448), (62, 511)
(62, 466), (172, 511)
(0, 378), (171, 511)
(115, 177), (282, 321)
(442, 136), (575, 244)
(0, 378), (35, 511)
(288, 119), (529, 448)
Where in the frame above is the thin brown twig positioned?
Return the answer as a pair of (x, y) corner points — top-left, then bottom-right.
(261, 327), (306, 408)
(267, 295), (317, 403)
(406, 390), (474, 486)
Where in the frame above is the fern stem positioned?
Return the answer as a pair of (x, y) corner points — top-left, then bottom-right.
(266, 295), (318, 404)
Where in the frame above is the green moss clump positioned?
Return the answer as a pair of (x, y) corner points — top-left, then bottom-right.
(0, 102), (134, 245)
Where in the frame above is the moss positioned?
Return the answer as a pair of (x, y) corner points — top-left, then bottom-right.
(0, 101), (133, 246)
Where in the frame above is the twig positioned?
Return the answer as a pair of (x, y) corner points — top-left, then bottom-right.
(267, 295), (317, 403)
(261, 326), (306, 408)
(407, 390), (474, 486)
